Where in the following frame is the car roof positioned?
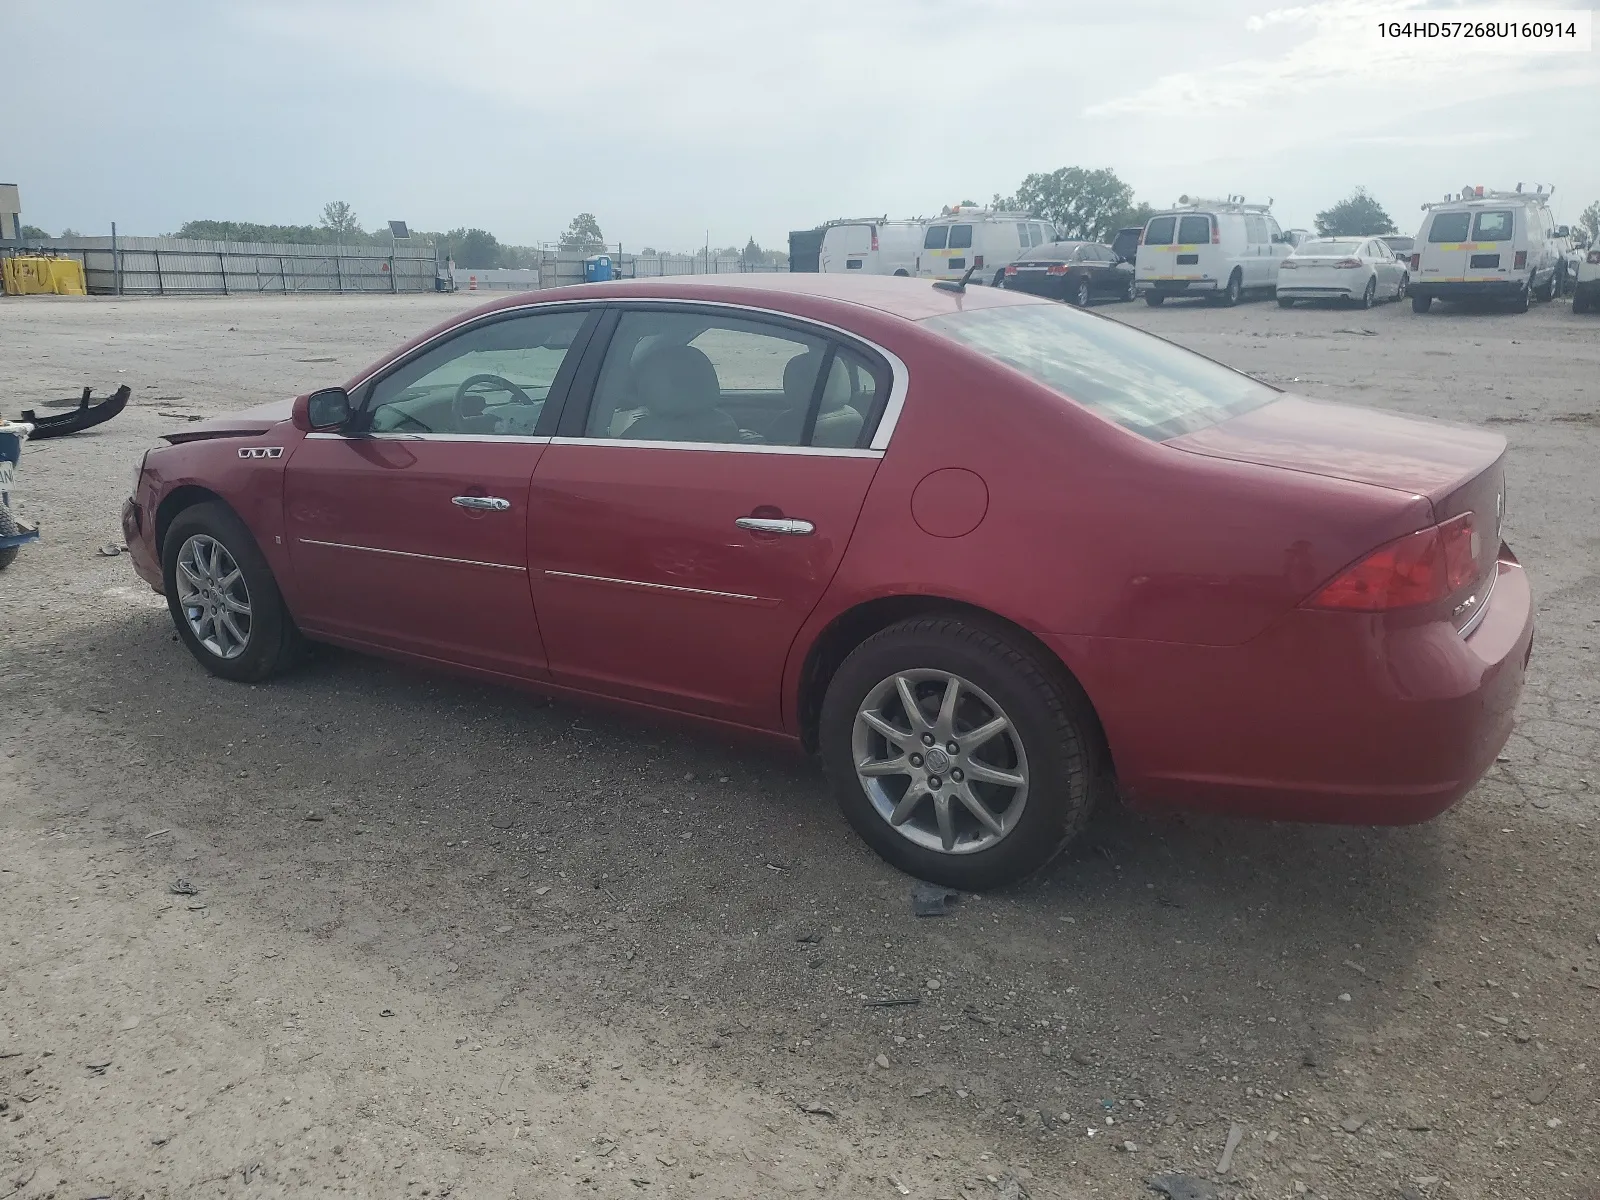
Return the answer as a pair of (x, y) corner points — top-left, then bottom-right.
(464, 273), (1047, 324)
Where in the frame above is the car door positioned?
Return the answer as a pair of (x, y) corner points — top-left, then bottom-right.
(1088, 244), (1119, 295)
(283, 305), (598, 679)
(527, 305), (891, 729)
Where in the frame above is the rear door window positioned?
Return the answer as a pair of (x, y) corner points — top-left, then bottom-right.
(924, 226), (949, 250)
(1028, 223), (1045, 246)
(1177, 215), (1211, 244)
(948, 224), (974, 249)
(1144, 216), (1176, 246)
(1428, 212), (1472, 242)
(1473, 210), (1513, 241)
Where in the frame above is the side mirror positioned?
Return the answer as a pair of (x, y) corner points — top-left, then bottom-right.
(294, 387), (351, 432)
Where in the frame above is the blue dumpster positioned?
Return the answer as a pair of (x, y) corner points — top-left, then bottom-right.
(584, 255), (613, 283)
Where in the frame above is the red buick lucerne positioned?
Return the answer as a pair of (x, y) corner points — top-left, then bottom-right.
(122, 275), (1533, 889)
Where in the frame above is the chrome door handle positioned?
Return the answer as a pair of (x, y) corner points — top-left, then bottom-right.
(452, 495), (511, 512)
(736, 516), (814, 536)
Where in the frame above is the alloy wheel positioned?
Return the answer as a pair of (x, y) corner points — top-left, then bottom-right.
(175, 534), (253, 659)
(851, 670), (1029, 855)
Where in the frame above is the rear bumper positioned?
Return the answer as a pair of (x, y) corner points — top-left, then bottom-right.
(1051, 553), (1534, 825)
(1136, 278), (1218, 293)
(1001, 275), (1062, 298)
(122, 495), (164, 593)
(1413, 278), (1526, 299)
(1276, 285), (1359, 300)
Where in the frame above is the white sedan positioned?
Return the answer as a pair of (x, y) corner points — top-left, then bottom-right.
(1276, 237), (1409, 308)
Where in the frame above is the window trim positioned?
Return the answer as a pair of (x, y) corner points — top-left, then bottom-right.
(551, 299), (908, 455)
(341, 303), (605, 441)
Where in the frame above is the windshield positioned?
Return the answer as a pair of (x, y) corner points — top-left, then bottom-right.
(924, 304), (1277, 441)
(1428, 212), (1472, 242)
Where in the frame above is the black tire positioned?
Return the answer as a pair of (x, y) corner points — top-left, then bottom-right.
(992, 269), (1007, 289)
(162, 501), (301, 682)
(1122, 273), (1136, 302)
(1511, 281), (1530, 313)
(1412, 294), (1431, 313)
(1277, 296), (1295, 309)
(1396, 273), (1408, 300)
(1576, 290), (1593, 315)
(0, 505), (19, 571)
(1358, 277), (1376, 309)
(819, 615), (1098, 891)
(1074, 277), (1091, 307)
(1144, 293), (1165, 307)
(1536, 271), (1555, 302)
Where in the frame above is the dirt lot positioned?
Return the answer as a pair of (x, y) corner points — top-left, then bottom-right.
(1, 290), (1597, 1200)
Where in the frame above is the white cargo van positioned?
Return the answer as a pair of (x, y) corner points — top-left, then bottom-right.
(1134, 198), (1291, 306)
(916, 207), (1056, 287)
(817, 218), (926, 276)
(1409, 187), (1561, 313)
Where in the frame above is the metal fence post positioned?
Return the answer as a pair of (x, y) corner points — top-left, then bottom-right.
(155, 248), (165, 295)
(111, 221), (122, 296)
(219, 250), (228, 294)
(335, 252), (344, 293)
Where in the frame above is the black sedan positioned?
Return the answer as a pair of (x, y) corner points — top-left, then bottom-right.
(1001, 241), (1135, 305)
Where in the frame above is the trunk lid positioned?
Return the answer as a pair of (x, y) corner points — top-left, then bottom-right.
(1170, 396), (1507, 616)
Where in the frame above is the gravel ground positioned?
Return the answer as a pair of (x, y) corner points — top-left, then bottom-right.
(1, 290), (1597, 1200)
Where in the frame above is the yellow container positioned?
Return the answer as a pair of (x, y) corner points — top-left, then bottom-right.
(2, 256), (87, 295)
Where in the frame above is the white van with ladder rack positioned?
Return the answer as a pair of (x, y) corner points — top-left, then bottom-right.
(1134, 196), (1291, 306)
(1409, 185), (1561, 313)
(816, 217), (926, 276)
(915, 206), (1056, 288)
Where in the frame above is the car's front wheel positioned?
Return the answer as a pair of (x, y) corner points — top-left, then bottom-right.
(163, 501), (301, 682)
(820, 615), (1098, 890)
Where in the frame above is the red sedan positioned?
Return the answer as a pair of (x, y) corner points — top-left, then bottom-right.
(122, 276), (1533, 889)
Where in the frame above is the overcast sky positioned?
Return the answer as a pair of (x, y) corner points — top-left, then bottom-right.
(10, 0), (1598, 248)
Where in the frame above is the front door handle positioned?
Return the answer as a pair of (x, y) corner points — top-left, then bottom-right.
(736, 516), (814, 536)
(452, 495), (511, 512)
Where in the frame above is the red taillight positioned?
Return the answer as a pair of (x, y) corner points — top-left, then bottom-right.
(1211, 218), (1220, 245)
(1588, 250), (1600, 265)
(1410, 252), (1420, 270)
(974, 255), (985, 269)
(1308, 513), (1478, 611)
(871, 228), (879, 251)
(1333, 257), (1363, 269)
(1046, 263), (1068, 275)
(1004, 264), (1018, 275)
(1513, 250), (1527, 269)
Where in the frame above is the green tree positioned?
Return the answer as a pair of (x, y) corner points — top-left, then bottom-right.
(59, 227), (81, 238)
(1112, 202), (1155, 233)
(445, 228), (502, 269)
(19, 224), (50, 239)
(990, 192), (1017, 211)
(320, 201), (361, 240)
(559, 212), (605, 251)
(1314, 187), (1395, 237)
(741, 237), (762, 265)
(1578, 200), (1600, 243)
(1014, 167), (1134, 242)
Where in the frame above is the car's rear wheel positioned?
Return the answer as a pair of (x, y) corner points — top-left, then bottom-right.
(1277, 296), (1295, 309)
(1358, 276), (1376, 309)
(162, 502), (301, 682)
(893, 269), (909, 277)
(1074, 277), (1091, 307)
(1213, 271), (1242, 307)
(1576, 290), (1593, 314)
(1144, 293), (1164, 307)
(1412, 294), (1431, 313)
(820, 615), (1097, 890)
(992, 269), (1007, 289)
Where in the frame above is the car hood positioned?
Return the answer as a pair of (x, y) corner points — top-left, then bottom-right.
(160, 397), (295, 444)
(1167, 395), (1505, 501)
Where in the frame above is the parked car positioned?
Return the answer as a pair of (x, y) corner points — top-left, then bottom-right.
(1410, 187), (1562, 313)
(1282, 228), (1316, 249)
(817, 218), (925, 276)
(1573, 242), (1600, 313)
(917, 207), (1055, 288)
(1110, 226), (1144, 266)
(1001, 241), (1136, 305)
(1276, 237), (1409, 308)
(1379, 235), (1415, 260)
(1135, 199), (1292, 306)
(122, 275), (1533, 890)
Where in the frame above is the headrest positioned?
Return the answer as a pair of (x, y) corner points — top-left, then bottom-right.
(637, 345), (721, 417)
(782, 349), (821, 403)
(819, 356), (853, 412)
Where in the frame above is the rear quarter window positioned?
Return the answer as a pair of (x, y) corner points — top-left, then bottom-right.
(1177, 215), (1211, 244)
(1427, 212), (1473, 243)
(924, 304), (1276, 441)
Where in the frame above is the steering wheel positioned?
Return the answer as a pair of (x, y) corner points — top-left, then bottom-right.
(451, 373), (535, 426)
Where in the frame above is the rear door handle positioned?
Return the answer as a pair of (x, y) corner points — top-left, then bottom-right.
(736, 516), (814, 536)
(452, 495), (511, 512)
